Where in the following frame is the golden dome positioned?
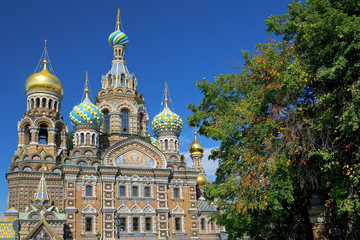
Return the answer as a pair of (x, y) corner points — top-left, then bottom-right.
(25, 59), (63, 95)
(196, 173), (207, 186)
(189, 130), (204, 154)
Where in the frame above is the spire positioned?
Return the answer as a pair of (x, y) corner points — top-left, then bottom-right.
(34, 163), (50, 201)
(84, 71), (89, 99)
(116, 8), (121, 31)
(164, 82), (169, 109)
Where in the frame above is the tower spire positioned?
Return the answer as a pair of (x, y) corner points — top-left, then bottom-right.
(43, 40), (48, 69)
(164, 82), (168, 108)
(34, 163), (50, 201)
(116, 8), (121, 31)
(84, 71), (89, 99)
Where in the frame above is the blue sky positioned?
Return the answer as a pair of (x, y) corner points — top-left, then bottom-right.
(0, 0), (290, 211)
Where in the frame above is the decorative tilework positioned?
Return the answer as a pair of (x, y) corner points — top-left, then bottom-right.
(152, 106), (182, 136)
(70, 98), (103, 126)
(0, 222), (15, 239)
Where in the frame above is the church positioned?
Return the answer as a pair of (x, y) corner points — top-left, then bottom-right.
(2, 9), (222, 240)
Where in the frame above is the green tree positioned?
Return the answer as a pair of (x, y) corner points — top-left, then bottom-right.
(189, 0), (360, 238)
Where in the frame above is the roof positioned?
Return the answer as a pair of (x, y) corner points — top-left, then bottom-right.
(197, 200), (217, 213)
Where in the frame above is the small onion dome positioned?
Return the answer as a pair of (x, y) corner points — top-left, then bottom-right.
(189, 131), (204, 155)
(150, 137), (158, 148)
(152, 105), (183, 136)
(196, 173), (207, 186)
(109, 30), (129, 46)
(25, 59), (63, 95)
(69, 97), (103, 126)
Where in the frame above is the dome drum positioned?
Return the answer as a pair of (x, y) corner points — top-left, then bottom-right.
(73, 123), (100, 132)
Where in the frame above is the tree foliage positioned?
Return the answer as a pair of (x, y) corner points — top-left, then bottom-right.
(188, 0), (360, 238)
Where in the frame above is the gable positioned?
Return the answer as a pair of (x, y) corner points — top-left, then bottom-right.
(103, 137), (167, 168)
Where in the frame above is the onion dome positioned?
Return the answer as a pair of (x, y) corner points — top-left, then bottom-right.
(196, 173), (207, 186)
(69, 73), (103, 126)
(152, 83), (183, 136)
(189, 129), (204, 155)
(109, 30), (128, 46)
(109, 9), (129, 46)
(25, 58), (63, 95)
(150, 136), (158, 147)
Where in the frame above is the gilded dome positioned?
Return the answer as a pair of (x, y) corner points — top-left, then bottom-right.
(152, 104), (183, 136)
(25, 59), (63, 95)
(189, 131), (204, 154)
(196, 173), (207, 186)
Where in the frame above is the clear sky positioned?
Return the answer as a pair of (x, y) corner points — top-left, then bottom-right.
(0, 0), (290, 211)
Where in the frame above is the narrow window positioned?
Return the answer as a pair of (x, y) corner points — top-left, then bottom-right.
(91, 134), (95, 145)
(81, 133), (85, 144)
(139, 113), (144, 134)
(174, 188), (179, 198)
(119, 217), (126, 231)
(42, 98), (46, 108)
(103, 110), (110, 133)
(165, 139), (168, 150)
(133, 217), (139, 231)
(119, 186), (126, 197)
(54, 101), (57, 111)
(132, 186), (138, 197)
(48, 99), (52, 109)
(86, 186), (92, 196)
(175, 217), (181, 231)
(85, 217), (92, 232)
(121, 110), (129, 133)
(201, 218), (205, 230)
(145, 217), (151, 231)
(36, 98), (40, 108)
(144, 187), (150, 197)
(121, 74), (125, 86)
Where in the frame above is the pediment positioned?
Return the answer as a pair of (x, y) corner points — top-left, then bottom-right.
(81, 204), (97, 214)
(117, 204), (130, 213)
(103, 136), (167, 169)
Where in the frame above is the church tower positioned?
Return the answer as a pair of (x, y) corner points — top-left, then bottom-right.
(7, 41), (68, 212)
(96, 9), (149, 149)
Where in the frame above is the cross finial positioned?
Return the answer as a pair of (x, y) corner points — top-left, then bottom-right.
(43, 40), (48, 66)
(85, 71), (89, 99)
(116, 8), (121, 31)
(164, 82), (168, 108)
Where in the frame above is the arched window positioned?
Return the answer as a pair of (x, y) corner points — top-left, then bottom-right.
(139, 113), (144, 134)
(174, 188), (179, 198)
(48, 99), (52, 109)
(91, 134), (95, 146)
(165, 139), (168, 150)
(201, 218), (205, 230)
(80, 133), (85, 145)
(24, 124), (31, 144)
(38, 124), (48, 144)
(108, 74), (112, 86)
(36, 98), (40, 108)
(42, 98), (46, 108)
(121, 74), (125, 86)
(103, 110), (110, 133)
(54, 101), (57, 111)
(121, 110), (129, 133)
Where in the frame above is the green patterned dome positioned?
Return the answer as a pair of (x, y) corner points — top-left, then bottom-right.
(152, 104), (183, 136)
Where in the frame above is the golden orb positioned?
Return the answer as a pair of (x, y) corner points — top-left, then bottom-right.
(25, 59), (63, 95)
(196, 173), (207, 186)
(189, 134), (204, 155)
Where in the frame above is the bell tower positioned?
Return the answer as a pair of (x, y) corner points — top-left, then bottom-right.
(7, 41), (68, 212)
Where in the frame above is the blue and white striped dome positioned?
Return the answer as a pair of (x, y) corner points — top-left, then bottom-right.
(109, 30), (129, 46)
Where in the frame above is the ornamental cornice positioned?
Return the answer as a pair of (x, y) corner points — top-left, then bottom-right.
(74, 124), (100, 131)
(26, 89), (63, 100)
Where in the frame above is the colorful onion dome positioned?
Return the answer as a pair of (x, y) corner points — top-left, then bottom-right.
(152, 104), (183, 136)
(69, 75), (103, 126)
(150, 137), (158, 147)
(189, 130), (204, 155)
(25, 59), (63, 95)
(109, 30), (129, 46)
(196, 173), (207, 186)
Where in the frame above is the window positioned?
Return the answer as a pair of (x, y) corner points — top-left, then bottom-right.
(201, 218), (205, 230)
(174, 188), (179, 198)
(139, 113), (144, 134)
(165, 139), (168, 150)
(144, 187), (150, 197)
(119, 217), (126, 231)
(145, 217), (151, 231)
(81, 133), (85, 144)
(121, 110), (129, 133)
(86, 186), (92, 196)
(85, 217), (92, 232)
(132, 186), (138, 197)
(133, 217), (139, 231)
(103, 110), (110, 133)
(38, 125), (48, 144)
(119, 186), (126, 197)
(175, 217), (181, 231)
